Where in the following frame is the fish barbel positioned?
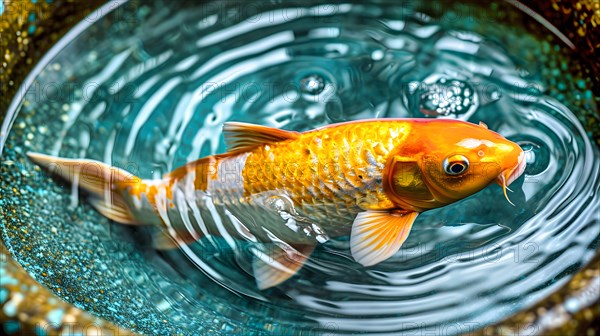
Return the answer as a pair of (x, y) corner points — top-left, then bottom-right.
(27, 118), (525, 289)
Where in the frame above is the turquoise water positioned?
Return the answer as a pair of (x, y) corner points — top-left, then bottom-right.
(1, 0), (599, 334)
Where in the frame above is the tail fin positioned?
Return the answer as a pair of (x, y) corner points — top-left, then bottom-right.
(27, 152), (141, 224)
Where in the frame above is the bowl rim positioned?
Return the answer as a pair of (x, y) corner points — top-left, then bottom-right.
(0, 1), (598, 335)
(0, 1), (127, 155)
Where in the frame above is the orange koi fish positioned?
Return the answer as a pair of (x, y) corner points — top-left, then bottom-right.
(28, 119), (525, 289)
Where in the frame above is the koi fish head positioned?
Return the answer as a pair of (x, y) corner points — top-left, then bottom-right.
(385, 120), (525, 211)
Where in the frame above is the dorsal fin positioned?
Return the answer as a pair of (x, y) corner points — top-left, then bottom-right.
(223, 122), (299, 152)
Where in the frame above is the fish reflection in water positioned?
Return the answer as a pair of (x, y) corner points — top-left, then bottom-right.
(27, 118), (525, 289)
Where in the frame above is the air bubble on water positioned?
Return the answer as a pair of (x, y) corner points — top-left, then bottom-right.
(490, 90), (502, 101)
(371, 49), (384, 61)
(299, 74), (325, 95)
(517, 140), (549, 176)
(525, 147), (536, 165)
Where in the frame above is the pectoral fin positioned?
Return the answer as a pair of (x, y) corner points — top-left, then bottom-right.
(350, 210), (418, 266)
(252, 244), (314, 290)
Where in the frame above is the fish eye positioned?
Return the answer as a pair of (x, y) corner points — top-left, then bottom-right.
(443, 155), (469, 175)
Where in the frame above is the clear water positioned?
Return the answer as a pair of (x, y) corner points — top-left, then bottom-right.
(1, 0), (599, 334)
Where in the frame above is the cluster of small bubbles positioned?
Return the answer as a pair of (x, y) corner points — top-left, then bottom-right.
(419, 78), (477, 116)
(489, 89), (502, 101)
(299, 74), (325, 95)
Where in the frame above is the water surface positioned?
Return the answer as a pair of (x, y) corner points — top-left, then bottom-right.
(1, 1), (598, 334)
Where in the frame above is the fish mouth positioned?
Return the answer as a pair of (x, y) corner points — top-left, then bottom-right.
(496, 151), (526, 206)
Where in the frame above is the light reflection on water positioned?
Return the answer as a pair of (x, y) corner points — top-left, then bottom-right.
(1, 1), (598, 334)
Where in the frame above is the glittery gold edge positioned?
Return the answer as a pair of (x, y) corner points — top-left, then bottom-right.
(1, 240), (136, 335)
(0, 0), (598, 335)
(1, 1), (137, 334)
(468, 253), (600, 335)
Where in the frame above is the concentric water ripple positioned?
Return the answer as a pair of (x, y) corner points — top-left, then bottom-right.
(1, 1), (599, 334)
